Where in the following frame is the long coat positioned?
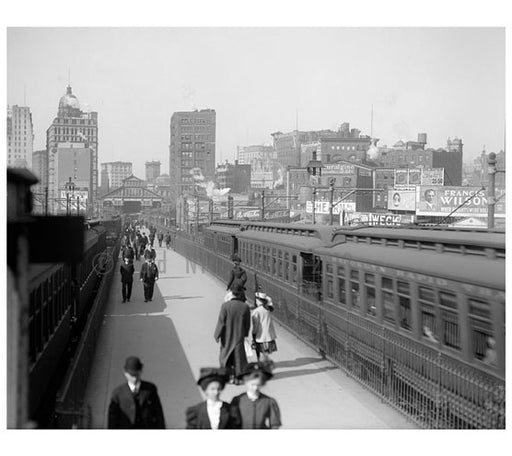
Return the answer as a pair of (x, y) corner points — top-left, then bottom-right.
(108, 381), (166, 429)
(213, 299), (251, 375)
(185, 401), (241, 429)
(226, 266), (247, 291)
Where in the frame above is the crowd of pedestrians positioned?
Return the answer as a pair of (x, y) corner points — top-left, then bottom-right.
(109, 222), (281, 429)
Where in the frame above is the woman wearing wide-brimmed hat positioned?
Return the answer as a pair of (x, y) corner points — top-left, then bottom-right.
(230, 362), (281, 429)
(185, 368), (241, 429)
(251, 292), (277, 365)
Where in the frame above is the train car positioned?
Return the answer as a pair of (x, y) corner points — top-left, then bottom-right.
(312, 226), (505, 428)
(27, 223), (109, 422)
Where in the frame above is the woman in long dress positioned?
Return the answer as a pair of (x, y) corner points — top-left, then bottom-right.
(230, 363), (281, 429)
(186, 368), (240, 429)
(226, 254), (247, 298)
(251, 292), (277, 365)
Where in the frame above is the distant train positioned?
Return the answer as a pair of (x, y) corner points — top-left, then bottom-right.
(172, 220), (505, 429)
(27, 217), (121, 423)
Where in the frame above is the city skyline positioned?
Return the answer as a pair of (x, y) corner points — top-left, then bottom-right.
(7, 27), (505, 178)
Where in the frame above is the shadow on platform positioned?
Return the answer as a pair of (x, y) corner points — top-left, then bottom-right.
(161, 295), (205, 301)
(273, 365), (338, 381)
(94, 279), (202, 429)
(273, 357), (325, 369)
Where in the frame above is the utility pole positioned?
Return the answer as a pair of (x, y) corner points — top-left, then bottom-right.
(328, 178), (336, 226)
(312, 187), (317, 225)
(261, 188), (265, 221)
(77, 196), (80, 217)
(487, 152), (496, 229)
(195, 190), (199, 235)
(44, 186), (48, 216)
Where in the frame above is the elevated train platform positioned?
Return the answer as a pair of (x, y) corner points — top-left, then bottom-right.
(83, 239), (416, 429)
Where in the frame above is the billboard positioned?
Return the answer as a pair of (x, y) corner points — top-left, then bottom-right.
(323, 163), (355, 175)
(345, 212), (415, 226)
(421, 168), (444, 186)
(59, 190), (89, 211)
(306, 200), (356, 214)
(394, 168), (444, 188)
(387, 190), (416, 211)
(416, 186), (506, 217)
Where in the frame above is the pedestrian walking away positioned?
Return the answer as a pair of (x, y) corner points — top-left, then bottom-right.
(251, 292), (277, 365)
(108, 356), (166, 429)
(230, 362), (281, 429)
(213, 283), (251, 382)
(120, 257), (135, 303)
(140, 259), (159, 302)
(226, 254), (247, 294)
(157, 231), (164, 248)
(185, 367), (241, 429)
(165, 232), (171, 249)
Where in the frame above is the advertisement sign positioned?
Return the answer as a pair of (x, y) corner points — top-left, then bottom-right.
(408, 169), (421, 185)
(306, 200), (356, 214)
(387, 190), (416, 211)
(346, 212), (415, 226)
(421, 168), (444, 186)
(416, 186), (506, 217)
(59, 190), (88, 211)
(394, 169), (409, 188)
(323, 163), (356, 175)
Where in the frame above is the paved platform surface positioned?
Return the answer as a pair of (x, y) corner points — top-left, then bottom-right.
(83, 238), (416, 429)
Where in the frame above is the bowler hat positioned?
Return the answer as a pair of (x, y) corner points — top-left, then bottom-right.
(237, 362), (273, 381)
(124, 356), (143, 375)
(197, 367), (229, 389)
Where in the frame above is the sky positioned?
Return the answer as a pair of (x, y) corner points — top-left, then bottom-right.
(7, 27), (505, 178)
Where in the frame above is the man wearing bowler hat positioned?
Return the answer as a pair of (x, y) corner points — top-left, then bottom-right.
(108, 356), (166, 429)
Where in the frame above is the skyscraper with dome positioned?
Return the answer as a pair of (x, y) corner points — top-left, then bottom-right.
(46, 86), (98, 215)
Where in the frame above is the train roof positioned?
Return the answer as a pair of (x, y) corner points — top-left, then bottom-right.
(236, 222), (335, 251)
(313, 242), (505, 291)
(331, 226), (505, 251)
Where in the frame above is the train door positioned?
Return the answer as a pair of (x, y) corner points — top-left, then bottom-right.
(231, 236), (239, 257)
(300, 252), (322, 301)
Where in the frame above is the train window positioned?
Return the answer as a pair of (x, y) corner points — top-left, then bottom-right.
(350, 270), (360, 309)
(337, 266), (345, 276)
(382, 277), (393, 290)
(442, 310), (460, 350)
(419, 287), (438, 343)
(327, 277), (334, 299)
(419, 287), (435, 303)
(396, 281), (411, 330)
(338, 277), (346, 306)
(439, 291), (458, 310)
(277, 251), (282, 279)
(326, 264), (334, 274)
(284, 252), (290, 281)
(397, 281), (409, 295)
(382, 291), (395, 323)
(469, 298), (491, 320)
(291, 255), (297, 283)
(365, 286), (376, 317)
(365, 273), (375, 285)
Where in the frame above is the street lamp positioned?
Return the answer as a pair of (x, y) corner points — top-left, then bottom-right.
(65, 177), (75, 216)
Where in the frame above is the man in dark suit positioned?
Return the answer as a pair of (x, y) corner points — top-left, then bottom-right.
(140, 259), (159, 302)
(108, 356), (166, 429)
(214, 283), (251, 382)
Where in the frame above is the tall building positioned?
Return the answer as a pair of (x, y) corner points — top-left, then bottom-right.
(145, 160), (161, 183)
(215, 161), (251, 194)
(101, 161), (133, 191)
(169, 109), (216, 198)
(7, 105), (34, 168)
(237, 144), (274, 164)
(31, 149), (48, 211)
(46, 86), (98, 215)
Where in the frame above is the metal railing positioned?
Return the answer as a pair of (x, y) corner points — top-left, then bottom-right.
(54, 238), (122, 428)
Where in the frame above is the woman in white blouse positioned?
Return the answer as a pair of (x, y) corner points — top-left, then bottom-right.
(186, 367), (241, 429)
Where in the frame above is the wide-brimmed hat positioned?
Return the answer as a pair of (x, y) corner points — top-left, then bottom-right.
(197, 367), (229, 389)
(237, 362), (273, 381)
(255, 292), (273, 307)
(124, 356), (143, 375)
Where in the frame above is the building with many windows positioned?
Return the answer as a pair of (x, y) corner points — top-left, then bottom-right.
(100, 161), (133, 192)
(169, 109), (216, 199)
(46, 86), (98, 215)
(7, 105), (34, 168)
(215, 161), (251, 194)
(145, 160), (161, 183)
